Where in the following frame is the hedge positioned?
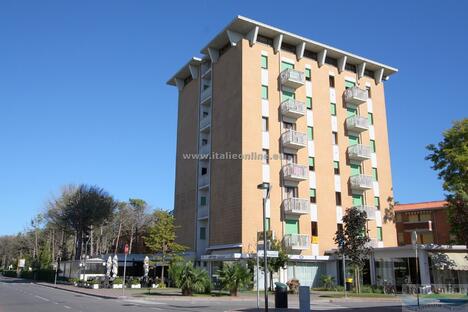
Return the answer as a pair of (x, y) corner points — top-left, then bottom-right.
(2, 270), (17, 278)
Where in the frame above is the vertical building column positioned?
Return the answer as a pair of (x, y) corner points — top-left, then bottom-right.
(418, 249), (431, 286)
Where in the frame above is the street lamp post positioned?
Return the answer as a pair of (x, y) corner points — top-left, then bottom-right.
(257, 182), (271, 312)
(411, 231), (420, 307)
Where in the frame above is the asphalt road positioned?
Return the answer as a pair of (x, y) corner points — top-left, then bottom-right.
(0, 277), (406, 312)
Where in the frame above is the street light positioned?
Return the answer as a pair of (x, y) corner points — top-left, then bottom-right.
(411, 231), (420, 307)
(257, 182), (271, 311)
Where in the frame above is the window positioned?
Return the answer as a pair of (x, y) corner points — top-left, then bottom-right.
(261, 55), (268, 69)
(201, 167), (208, 175)
(330, 103), (337, 116)
(335, 192), (342, 206)
(261, 85), (268, 100)
(262, 149), (269, 164)
(374, 197), (380, 210)
(282, 90), (295, 101)
(337, 223), (343, 233)
(329, 75), (335, 88)
(345, 80), (355, 89)
(332, 131), (338, 145)
(372, 168), (378, 181)
(305, 68), (311, 81)
(283, 121), (294, 130)
(200, 196), (207, 206)
(347, 107), (357, 117)
(202, 111), (209, 117)
(352, 193), (364, 206)
(202, 138), (208, 145)
(368, 112), (374, 125)
(333, 161), (340, 175)
(349, 135), (360, 145)
(308, 157), (315, 171)
(285, 187), (298, 198)
(285, 219), (299, 234)
(262, 117), (269, 132)
(366, 87), (371, 98)
(311, 221), (318, 237)
(308, 127), (314, 140)
(281, 61), (294, 71)
(266, 218), (270, 231)
(306, 97), (312, 110)
(200, 227), (206, 240)
(309, 188), (317, 203)
(370, 140), (376, 153)
(350, 164), (362, 176)
(377, 227), (383, 241)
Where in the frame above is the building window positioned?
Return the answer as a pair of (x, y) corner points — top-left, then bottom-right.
(311, 221), (318, 237)
(266, 217), (270, 231)
(397, 233), (404, 245)
(333, 161), (340, 175)
(305, 68), (311, 81)
(377, 227), (383, 241)
(285, 219), (299, 235)
(262, 149), (269, 164)
(201, 167), (207, 175)
(329, 75), (335, 88)
(308, 127), (314, 140)
(345, 80), (355, 89)
(200, 196), (207, 206)
(261, 85), (268, 100)
(200, 227), (206, 240)
(202, 138), (208, 145)
(332, 131), (338, 145)
(368, 112), (374, 125)
(335, 192), (342, 206)
(330, 103), (337, 116)
(309, 188), (317, 203)
(281, 61), (294, 71)
(308, 157), (315, 171)
(306, 97), (312, 110)
(261, 55), (268, 69)
(366, 86), (371, 98)
(374, 196), (380, 210)
(262, 117), (269, 132)
(370, 140), (376, 153)
(282, 90), (295, 101)
(372, 168), (378, 181)
(337, 223), (343, 233)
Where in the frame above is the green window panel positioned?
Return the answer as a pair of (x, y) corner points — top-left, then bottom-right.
(377, 227), (383, 241)
(374, 196), (380, 209)
(308, 127), (314, 140)
(309, 188), (316, 198)
(285, 219), (299, 235)
(372, 168), (378, 181)
(308, 157), (315, 166)
(200, 227), (206, 240)
(348, 135), (360, 145)
(352, 193), (364, 206)
(350, 164), (361, 176)
(368, 112), (374, 125)
(282, 90), (295, 101)
(200, 196), (207, 206)
(261, 85), (268, 100)
(370, 140), (376, 153)
(281, 61), (294, 71)
(345, 80), (355, 88)
(305, 68), (311, 80)
(261, 55), (268, 69)
(347, 107), (357, 117)
(330, 103), (337, 116)
(306, 97), (312, 109)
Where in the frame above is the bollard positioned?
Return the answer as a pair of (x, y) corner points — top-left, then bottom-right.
(299, 286), (310, 312)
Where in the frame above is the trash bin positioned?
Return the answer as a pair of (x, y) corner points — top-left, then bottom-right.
(345, 278), (353, 291)
(275, 282), (288, 308)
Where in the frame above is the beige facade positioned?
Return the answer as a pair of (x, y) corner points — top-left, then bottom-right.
(168, 17), (398, 285)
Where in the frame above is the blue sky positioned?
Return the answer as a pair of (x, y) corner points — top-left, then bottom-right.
(0, 1), (467, 235)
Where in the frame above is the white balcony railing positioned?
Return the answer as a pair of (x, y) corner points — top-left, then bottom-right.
(199, 143), (210, 155)
(353, 205), (376, 220)
(280, 69), (305, 89)
(282, 164), (308, 182)
(200, 116), (210, 129)
(347, 144), (371, 161)
(281, 130), (307, 150)
(197, 205), (208, 220)
(344, 86), (368, 105)
(198, 174), (209, 188)
(282, 198), (309, 215)
(280, 99), (306, 118)
(283, 234), (310, 250)
(349, 174), (373, 190)
(345, 115), (369, 132)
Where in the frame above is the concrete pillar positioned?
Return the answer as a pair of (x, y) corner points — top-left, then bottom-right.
(369, 255), (377, 285)
(418, 249), (431, 286)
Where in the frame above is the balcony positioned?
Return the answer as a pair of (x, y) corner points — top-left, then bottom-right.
(402, 221), (433, 232)
(349, 174), (373, 190)
(200, 115), (211, 129)
(282, 198), (309, 215)
(280, 99), (306, 119)
(283, 234), (310, 250)
(344, 86), (368, 105)
(282, 164), (308, 182)
(281, 130), (307, 150)
(366, 239), (380, 248)
(347, 144), (371, 161)
(346, 115), (369, 133)
(280, 69), (305, 89)
(353, 205), (376, 220)
(199, 143), (210, 155)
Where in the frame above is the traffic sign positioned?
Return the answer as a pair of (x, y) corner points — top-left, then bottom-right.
(257, 250), (279, 258)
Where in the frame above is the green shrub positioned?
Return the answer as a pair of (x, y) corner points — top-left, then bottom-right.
(320, 275), (336, 290)
(129, 278), (140, 285)
(218, 263), (252, 296)
(2, 270), (17, 277)
(113, 277), (123, 284)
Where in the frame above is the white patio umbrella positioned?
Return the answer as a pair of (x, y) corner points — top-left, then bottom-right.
(112, 254), (119, 278)
(143, 256), (149, 278)
(106, 256), (112, 278)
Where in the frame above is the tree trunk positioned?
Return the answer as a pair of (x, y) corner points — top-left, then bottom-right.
(128, 225), (134, 254)
(90, 226), (94, 256)
(161, 252), (165, 286)
(75, 231), (83, 261)
(114, 220), (122, 255)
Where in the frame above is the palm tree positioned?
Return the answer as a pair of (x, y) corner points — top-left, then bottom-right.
(176, 262), (210, 296)
(218, 262), (252, 296)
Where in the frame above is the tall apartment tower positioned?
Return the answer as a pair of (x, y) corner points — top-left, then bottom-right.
(168, 16), (398, 286)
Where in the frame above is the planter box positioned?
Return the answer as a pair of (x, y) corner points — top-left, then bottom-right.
(152, 284), (159, 288)
(112, 284), (123, 289)
(90, 284), (99, 289)
(130, 284), (141, 289)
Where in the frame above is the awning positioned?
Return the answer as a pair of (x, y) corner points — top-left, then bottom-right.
(431, 252), (468, 271)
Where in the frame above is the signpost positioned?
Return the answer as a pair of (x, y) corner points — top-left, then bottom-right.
(411, 231), (420, 307)
(122, 243), (129, 297)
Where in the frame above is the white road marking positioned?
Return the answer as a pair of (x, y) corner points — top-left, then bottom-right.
(35, 295), (50, 302)
(64, 305), (72, 309)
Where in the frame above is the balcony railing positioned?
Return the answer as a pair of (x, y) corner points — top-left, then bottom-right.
(353, 205), (376, 220)
(344, 86), (368, 105)
(282, 198), (309, 215)
(283, 234), (310, 250)
(282, 164), (308, 182)
(280, 69), (305, 89)
(403, 221), (433, 232)
(198, 174), (209, 188)
(200, 116), (211, 129)
(346, 115), (369, 133)
(281, 130), (307, 150)
(349, 174), (373, 190)
(347, 144), (371, 161)
(280, 99), (306, 118)
(199, 143), (210, 155)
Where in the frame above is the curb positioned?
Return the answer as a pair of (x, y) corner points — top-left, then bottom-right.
(36, 283), (119, 300)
